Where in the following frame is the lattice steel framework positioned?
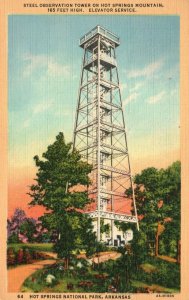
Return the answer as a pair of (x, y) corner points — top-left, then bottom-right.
(73, 26), (139, 242)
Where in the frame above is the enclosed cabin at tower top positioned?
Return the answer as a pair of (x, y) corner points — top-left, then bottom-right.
(79, 26), (120, 74)
(80, 25), (120, 47)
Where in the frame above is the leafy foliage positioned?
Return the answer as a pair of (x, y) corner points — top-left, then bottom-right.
(19, 219), (37, 242)
(7, 208), (37, 243)
(128, 161), (181, 257)
(28, 132), (95, 266)
(21, 252), (180, 293)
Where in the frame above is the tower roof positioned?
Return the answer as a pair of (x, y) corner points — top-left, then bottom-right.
(79, 25), (120, 48)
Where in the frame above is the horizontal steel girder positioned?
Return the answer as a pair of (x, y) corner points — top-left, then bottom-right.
(84, 53), (117, 69)
(91, 164), (130, 176)
(79, 100), (122, 112)
(101, 100), (122, 110)
(88, 188), (127, 198)
(101, 143), (128, 154)
(100, 164), (130, 176)
(85, 210), (137, 223)
(79, 143), (127, 154)
(75, 121), (125, 133)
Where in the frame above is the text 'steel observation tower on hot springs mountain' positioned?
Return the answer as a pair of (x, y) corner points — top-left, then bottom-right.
(73, 26), (139, 245)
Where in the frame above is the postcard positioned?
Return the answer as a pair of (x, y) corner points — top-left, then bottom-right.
(0, 0), (189, 299)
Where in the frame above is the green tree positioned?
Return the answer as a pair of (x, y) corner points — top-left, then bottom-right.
(129, 161), (180, 258)
(158, 161), (181, 260)
(7, 208), (37, 243)
(100, 219), (110, 240)
(115, 222), (148, 270)
(19, 219), (37, 242)
(28, 132), (95, 268)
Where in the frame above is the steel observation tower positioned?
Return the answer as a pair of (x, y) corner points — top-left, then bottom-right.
(73, 26), (139, 244)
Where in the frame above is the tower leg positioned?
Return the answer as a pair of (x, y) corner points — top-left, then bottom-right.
(111, 219), (114, 246)
(97, 216), (101, 242)
(97, 35), (101, 242)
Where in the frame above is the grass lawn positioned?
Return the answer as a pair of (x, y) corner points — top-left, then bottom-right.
(140, 263), (157, 273)
(21, 264), (107, 293)
(21, 270), (89, 293)
(133, 256), (180, 291)
(20, 254), (180, 293)
(8, 243), (54, 253)
(132, 280), (179, 293)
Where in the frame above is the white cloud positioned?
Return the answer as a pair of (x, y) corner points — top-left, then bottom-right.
(23, 54), (47, 77)
(166, 63), (179, 80)
(127, 59), (163, 78)
(123, 92), (139, 107)
(54, 108), (71, 117)
(23, 119), (30, 128)
(22, 53), (71, 79)
(130, 82), (144, 92)
(146, 91), (166, 104)
(120, 83), (127, 91)
(33, 100), (54, 114)
(21, 100), (54, 129)
(47, 61), (71, 77)
(170, 88), (179, 98)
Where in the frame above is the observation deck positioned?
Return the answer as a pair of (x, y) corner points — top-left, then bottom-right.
(79, 25), (120, 48)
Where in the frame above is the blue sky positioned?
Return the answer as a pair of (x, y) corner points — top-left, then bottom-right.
(8, 15), (180, 173)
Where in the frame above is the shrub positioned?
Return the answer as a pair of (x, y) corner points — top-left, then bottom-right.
(151, 262), (180, 289)
(17, 248), (24, 264)
(67, 282), (74, 290)
(24, 249), (33, 264)
(8, 233), (20, 244)
(7, 247), (16, 266)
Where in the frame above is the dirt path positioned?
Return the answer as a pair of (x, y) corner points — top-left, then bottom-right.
(157, 255), (177, 263)
(78, 251), (121, 263)
(93, 251), (121, 263)
(41, 252), (57, 259)
(8, 259), (56, 292)
(8, 251), (119, 292)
